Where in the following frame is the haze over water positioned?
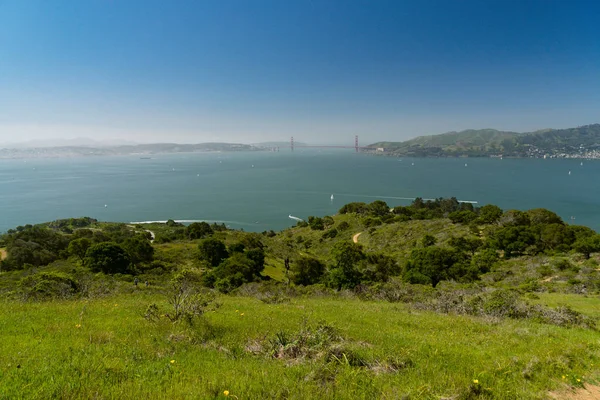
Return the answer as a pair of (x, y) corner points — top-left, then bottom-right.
(0, 151), (598, 233)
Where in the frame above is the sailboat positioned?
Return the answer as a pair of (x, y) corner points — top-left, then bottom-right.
(330, 194), (334, 200)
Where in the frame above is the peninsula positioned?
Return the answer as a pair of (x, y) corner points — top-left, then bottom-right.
(367, 123), (600, 158)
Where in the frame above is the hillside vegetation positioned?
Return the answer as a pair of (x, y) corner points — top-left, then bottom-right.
(368, 123), (600, 158)
(1, 199), (600, 398)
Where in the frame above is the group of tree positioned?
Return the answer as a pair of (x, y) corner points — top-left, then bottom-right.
(198, 234), (267, 292)
(0, 220), (154, 274)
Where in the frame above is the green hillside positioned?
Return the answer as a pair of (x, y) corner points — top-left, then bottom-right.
(1, 199), (600, 398)
(369, 124), (600, 158)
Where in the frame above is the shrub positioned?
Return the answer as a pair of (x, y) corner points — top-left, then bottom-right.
(84, 242), (131, 274)
(19, 272), (78, 301)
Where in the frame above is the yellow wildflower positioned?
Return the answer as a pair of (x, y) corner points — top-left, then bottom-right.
(170, 360), (176, 364)
(562, 375), (566, 379)
(75, 324), (81, 329)
(577, 378), (581, 382)
(473, 379), (479, 384)
(224, 390), (229, 396)
(235, 310), (239, 313)
(240, 313), (244, 316)
(114, 304), (118, 307)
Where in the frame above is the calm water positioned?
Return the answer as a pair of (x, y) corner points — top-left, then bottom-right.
(0, 150), (599, 233)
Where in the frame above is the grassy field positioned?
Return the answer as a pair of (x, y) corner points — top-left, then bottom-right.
(1, 290), (598, 399)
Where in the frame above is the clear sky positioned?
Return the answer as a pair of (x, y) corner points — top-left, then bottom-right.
(1, 0), (599, 145)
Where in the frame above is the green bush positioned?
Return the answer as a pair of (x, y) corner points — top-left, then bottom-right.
(19, 272), (78, 301)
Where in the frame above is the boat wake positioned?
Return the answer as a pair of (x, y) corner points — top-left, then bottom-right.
(288, 215), (304, 222)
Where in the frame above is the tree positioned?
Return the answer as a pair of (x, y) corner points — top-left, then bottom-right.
(308, 216), (325, 231)
(403, 247), (465, 287)
(449, 236), (482, 255)
(186, 222), (213, 239)
(68, 237), (91, 262)
(573, 235), (600, 259)
(368, 200), (390, 217)
(362, 253), (400, 283)
(448, 210), (477, 224)
(477, 204), (503, 224)
(488, 226), (537, 258)
(84, 242), (131, 274)
(198, 238), (228, 267)
(291, 256), (325, 286)
(122, 235), (154, 265)
(422, 235), (437, 247)
(499, 210), (530, 227)
(327, 242), (365, 289)
(527, 208), (563, 226)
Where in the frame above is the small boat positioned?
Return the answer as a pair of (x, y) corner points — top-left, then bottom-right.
(568, 170), (571, 175)
(330, 194), (334, 200)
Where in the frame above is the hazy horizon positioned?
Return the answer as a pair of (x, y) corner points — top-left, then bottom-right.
(1, 1), (599, 146)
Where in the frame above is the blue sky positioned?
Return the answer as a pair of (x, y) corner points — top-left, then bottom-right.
(1, 0), (599, 145)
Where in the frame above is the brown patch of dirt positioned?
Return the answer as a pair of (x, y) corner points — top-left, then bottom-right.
(0, 248), (7, 261)
(542, 275), (558, 283)
(549, 384), (600, 400)
(353, 232), (362, 243)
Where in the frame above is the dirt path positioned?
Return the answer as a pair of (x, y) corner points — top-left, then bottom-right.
(353, 232), (362, 243)
(0, 248), (6, 261)
(550, 384), (600, 399)
(127, 225), (155, 243)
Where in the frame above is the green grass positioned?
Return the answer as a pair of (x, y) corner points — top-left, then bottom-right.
(1, 292), (598, 399)
(532, 293), (600, 319)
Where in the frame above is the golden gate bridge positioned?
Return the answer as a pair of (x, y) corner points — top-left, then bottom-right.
(290, 135), (373, 152)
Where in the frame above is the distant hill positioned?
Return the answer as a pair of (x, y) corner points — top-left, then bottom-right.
(0, 142), (269, 159)
(368, 124), (600, 158)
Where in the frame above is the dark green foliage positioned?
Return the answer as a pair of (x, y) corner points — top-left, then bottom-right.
(572, 234), (600, 259)
(84, 242), (131, 274)
(338, 202), (369, 215)
(499, 210), (530, 227)
(229, 242), (246, 253)
(421, 235), (437, 247)
(448, 210), (477, 224)
(291, 256), (326, 286)
(488, 226), (537, 258)
(539, 223), (575, 252)
(68, 237), (92, 262)
(368, 200), (390, 217)
(448, 236), (482, 255)
(326, 242), (365, 290)
(198, 238), (228, 267)
(477, 204), (503, 224)
(403, 247), (474, 286)
(19, 272), (78, 301)
(122, 235), (154, 265)
(322, 228), (338, 239)
(186, 222), (214, 239)
(1, 225), (70, 270)
(527, 208), (563, 225)
(321, 216), (335, 228)
(362, 253), (400, 283)
(308, 216), (325, 231)
(210, 253), (263, 292)
(337, 221), (350, 231)
(470, 248), (499, 274)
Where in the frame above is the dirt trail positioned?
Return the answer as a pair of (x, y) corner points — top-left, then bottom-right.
(0, 248), (6, 261)
(127, 225), (155, 243)
(550, 384), (600, 399)
(353, 232), (362, 243)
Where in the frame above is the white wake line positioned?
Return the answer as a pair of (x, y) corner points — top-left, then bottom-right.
(288, 215), (304, 222)
(129, 219), (258, 226)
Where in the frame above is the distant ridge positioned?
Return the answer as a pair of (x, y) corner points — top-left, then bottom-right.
(0, 142), (269, 159)
(368, 124), (600, 158)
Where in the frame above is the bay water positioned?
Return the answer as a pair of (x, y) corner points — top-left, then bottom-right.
(0, 150), (598, 233)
